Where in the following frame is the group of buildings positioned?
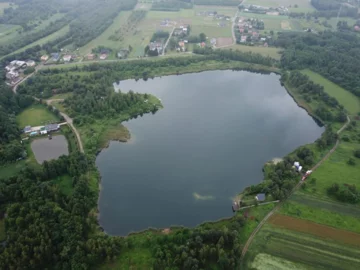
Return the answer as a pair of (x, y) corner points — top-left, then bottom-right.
(237, 18), (270, 46)
(41, 53), (77, 63)
(5, 60), (35, 85)
(239, 4), (289, 15)
(23, 124), (60, 137)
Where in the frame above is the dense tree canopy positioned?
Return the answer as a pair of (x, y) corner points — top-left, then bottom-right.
(277, 31), (360, 97)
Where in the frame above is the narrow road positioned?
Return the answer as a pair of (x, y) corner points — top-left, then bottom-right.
(46, 99), (84, 153)
(215, 10), (238, 49)
(240, 115), (350, 261)
(12, 78), (85, 153)
(162, 27), (175, 56)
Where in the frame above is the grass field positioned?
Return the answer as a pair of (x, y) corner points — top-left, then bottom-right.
(0, 219), (5, 242)
(226, 44), (282, 59)
(0, 160), (27, 180)
(16, 104), (59, 128)
(301, 69), (360, 115)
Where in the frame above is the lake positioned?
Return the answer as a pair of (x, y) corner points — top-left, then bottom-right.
(31, 135), (68, 164)
(98, 70), (324, 236)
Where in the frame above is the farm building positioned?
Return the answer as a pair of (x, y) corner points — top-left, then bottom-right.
(45, 124), (60, 132)
(63, 55), (72, 62)
(99, 54), (108, 60)
(255, 193), (266, 202)
(87, 54), (95, 60)
(24, 126), (32, 133)
(51, 53), (60, 61)
(26, 60), (36, 67)
(41, 55), (49, 61)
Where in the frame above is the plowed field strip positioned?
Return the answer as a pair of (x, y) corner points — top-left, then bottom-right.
(269, 214), (360, 247)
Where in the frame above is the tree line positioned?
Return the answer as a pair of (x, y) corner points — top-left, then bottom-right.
(276, 31), (360, 97)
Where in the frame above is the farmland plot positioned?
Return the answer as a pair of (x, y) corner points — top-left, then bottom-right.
(245, 224), (360, 270)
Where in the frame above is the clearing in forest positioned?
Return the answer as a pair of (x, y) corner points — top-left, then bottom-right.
(16, 104), (59, 128)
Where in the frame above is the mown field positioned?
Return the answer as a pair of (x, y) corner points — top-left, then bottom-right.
(16, 104), (59, 128)
(301, 69), (360, 115)
(226, 43), (282, 59)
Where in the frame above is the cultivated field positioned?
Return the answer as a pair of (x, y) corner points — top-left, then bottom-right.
(16, 104), (59, 128)
(244, 223), (360, 270)
(301, 69), (360, 115)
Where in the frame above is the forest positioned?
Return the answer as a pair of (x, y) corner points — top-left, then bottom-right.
(0, 152), (126, 269)
(276, 31), (360, 97)
(151, 0), (193, 11)
(0, 82), (33, 165)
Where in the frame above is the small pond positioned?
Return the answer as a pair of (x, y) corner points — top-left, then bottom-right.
(98, 70), (324, 236)
(31, 135), (68, 164)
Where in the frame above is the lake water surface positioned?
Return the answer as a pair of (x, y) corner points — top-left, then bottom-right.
(98, 70), (324, 236)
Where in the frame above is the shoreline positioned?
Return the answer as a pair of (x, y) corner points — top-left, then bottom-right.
(94, 68), (324, 237)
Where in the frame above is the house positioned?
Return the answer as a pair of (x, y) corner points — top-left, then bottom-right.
(263, 42), (268, 47)
(255, 193), (266, 202)
(149, 42), (163, 54)
(99, 54), (108, 60)
(210, 38), (217, 46)
(45, 124), (60, 132)
(240, 35), (247, 43)
(200, 42), (206, 48)
(178, 41), (185, 48)
(260, 37), (266, 41)
(63, 55), (72, 62)
(6, 70), (19, 80)
(5, 60), (27, 72)
(41, 55), (49, 61)
(87, 54), (95, 60)
(239, 28), (245, 33)
(117, 49), (129, 59)
(26, 60), (36, 67)
(51, 53), (60, 61)
(24, 126), (32, 133)
(40, 130), (48, 135)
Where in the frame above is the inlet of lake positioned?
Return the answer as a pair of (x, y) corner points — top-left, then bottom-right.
(97, 70), (324, 236)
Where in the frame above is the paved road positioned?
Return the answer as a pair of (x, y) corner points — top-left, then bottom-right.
(12, 76), (85, 153)
(240, 115), (351, 261)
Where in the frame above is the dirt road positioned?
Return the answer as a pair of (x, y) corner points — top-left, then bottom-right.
(240, 115), (350, 261)
(12, 76), (85, 153)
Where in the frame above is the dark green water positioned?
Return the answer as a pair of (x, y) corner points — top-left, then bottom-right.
(97, 70), (323, 236)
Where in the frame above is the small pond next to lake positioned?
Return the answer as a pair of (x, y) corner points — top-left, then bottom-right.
(31, 135), (68, 164)
(98, 70), (324, 236)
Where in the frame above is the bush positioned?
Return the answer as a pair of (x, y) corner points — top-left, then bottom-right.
(354, 149), (360, 158)
(348, 158), (356, 166)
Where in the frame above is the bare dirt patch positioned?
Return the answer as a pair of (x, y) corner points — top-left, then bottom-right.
(216, 37), (233, 47)
(281, 20), (291, 30)
(269, 214), (360, 247)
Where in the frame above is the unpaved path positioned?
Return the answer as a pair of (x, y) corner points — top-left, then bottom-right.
(240, 115), (350, 261)
(46, 99), (84, 153)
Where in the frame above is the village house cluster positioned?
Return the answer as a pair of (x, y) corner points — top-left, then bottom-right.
(239, 4), (289, 16)
(5, 59), (35, 85)
(236, 17), (271, 47)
